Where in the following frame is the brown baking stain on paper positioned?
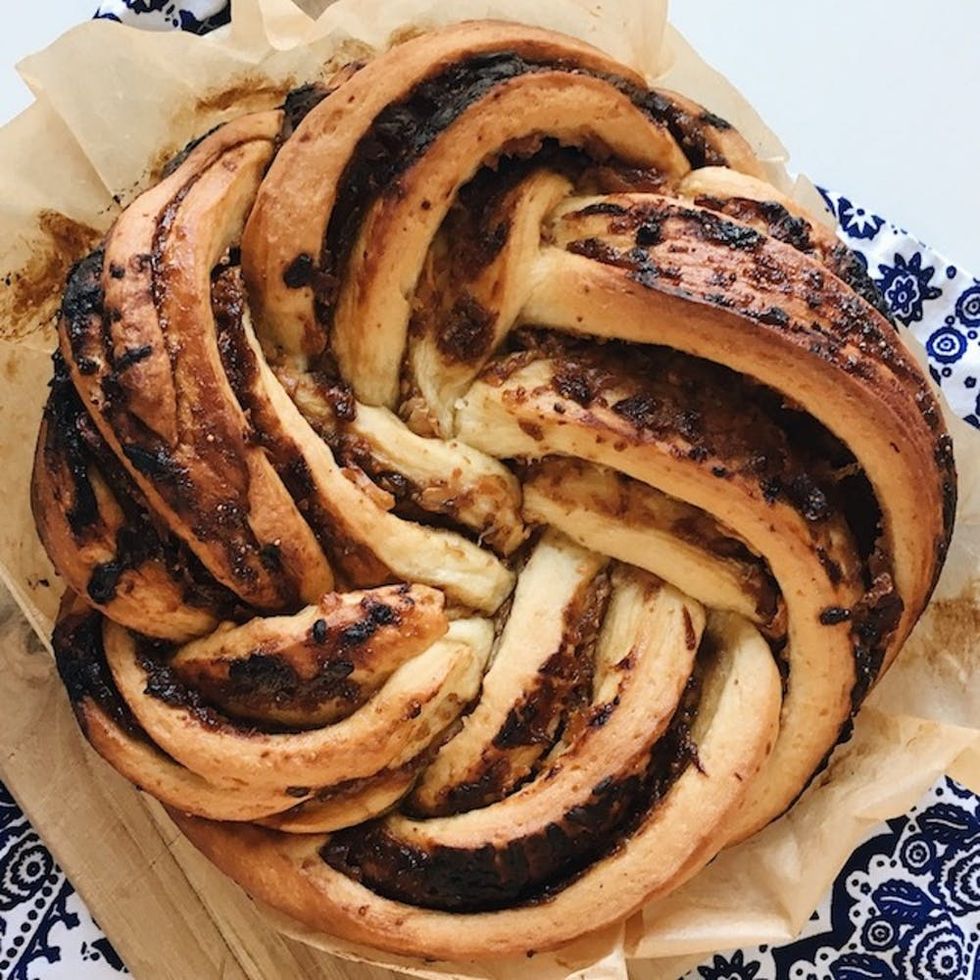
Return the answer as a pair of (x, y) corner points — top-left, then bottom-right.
(0, 210), (100, 342)
(388, 25), (428, 47)
(195, 76), (297, 115)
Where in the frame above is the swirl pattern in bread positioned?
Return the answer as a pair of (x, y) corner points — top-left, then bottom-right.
(32, 21), (955, 960)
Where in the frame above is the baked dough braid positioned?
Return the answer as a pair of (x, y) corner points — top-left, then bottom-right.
(32, 21), (955, 960)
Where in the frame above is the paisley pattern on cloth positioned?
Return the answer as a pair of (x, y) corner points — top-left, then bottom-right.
(0, 2), (972, 977)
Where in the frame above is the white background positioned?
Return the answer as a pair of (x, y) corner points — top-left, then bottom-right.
(0, 0), (978, 270)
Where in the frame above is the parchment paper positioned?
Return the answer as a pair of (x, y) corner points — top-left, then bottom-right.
(0, 1), (975, 977)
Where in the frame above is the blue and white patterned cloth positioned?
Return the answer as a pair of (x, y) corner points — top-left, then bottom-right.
(1, 4), (976, 979)
(93, 0), (229, 33)
(819, 191), (980, 428)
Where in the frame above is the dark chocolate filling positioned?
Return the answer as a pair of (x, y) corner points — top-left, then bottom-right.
(53, 606), (141, 737)
(197, 593), (407, 720)
(160, 124), (223, 180)
(321, 671), (702, 913)
(42, 350), (236, 615)
(312, 53), (736, 337)
(44, 352), (100, 536)
(277, 83), (330, 148)
(410, 571), (609, 818)
(505, 331), (903, 705)
(210, 263), (392, 589)
(213, 652), (360, 722)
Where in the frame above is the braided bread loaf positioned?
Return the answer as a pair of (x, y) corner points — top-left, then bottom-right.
(32, 21), (956, 961)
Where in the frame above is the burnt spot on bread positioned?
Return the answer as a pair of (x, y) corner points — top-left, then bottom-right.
(278, 83), (330, 145)
(566, 237), (621, 266)
(697, 197), (813, 256)
(588, 699), (619, 728)
(339, 596), (400, 648)
(60, 249), (107, 356)
(634, 219), (663, 248)
(1, 213), (101, 343)
(114, 344), (154, 372)
(688, 210), (764, 251)
(610, 393), (661, 430)
(819, 606), (851, 626)
(259, 542), (283, 572)
(283, 253), (316, 289)
(816, 547), (844, 586)
(553, 362), (603, 407)
(311, 618), (329, 645)
(576, 202), (628, 217)
(159, 124), (225, 180)
(747, 458), (831, 521)
(698, 109), (733, 131)
(121, 444), (188, 484)
(88, 562), (124, 605)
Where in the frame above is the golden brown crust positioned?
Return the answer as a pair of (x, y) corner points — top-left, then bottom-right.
(35, 19), (954, 962)
(530, 194), (951, 639)
(243, 20), (656, 364)
(170, 585), (447, 726)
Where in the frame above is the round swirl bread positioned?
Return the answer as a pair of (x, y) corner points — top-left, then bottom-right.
(32, 21), (956, 961)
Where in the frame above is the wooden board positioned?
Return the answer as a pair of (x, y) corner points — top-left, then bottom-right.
(0, 587), (400, 980)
